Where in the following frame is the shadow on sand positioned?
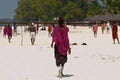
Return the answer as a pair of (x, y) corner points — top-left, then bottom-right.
(63, 74), (74, 78)
(57, 74), (74, 78)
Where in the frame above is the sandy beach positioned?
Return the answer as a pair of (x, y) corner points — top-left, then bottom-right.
(0, 25), (120, 80)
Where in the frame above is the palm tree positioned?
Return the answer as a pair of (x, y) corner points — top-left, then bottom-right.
(100, 0), (118, 14)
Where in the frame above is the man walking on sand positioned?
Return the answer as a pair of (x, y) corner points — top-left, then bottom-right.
(51, 17), (71, 78)
(93, 22), (98, 37)
(28, 23), (36, 45)
(111, 21), (120, 44)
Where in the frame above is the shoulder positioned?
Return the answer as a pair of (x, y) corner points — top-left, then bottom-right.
(54, 24), (59, 29)
(64, 25), (69, 32)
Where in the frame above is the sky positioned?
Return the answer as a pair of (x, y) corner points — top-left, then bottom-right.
(0, 0), (102, 19)
(0, 0), (18, 19)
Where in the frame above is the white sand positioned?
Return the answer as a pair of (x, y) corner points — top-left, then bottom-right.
(0, 25), (120, 80)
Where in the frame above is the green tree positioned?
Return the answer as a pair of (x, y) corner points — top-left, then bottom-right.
(15, 0), (120, 21)
(100, 0), (120, 14)
(87, 0), (102, 16)
(62, 1), (83, 20)
(15, 0), (35, 21)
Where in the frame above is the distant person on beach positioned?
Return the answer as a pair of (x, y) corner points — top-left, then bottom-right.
(92, 22), (98, 37)
(0, 25), (2, 33)
(3, 25), (8, 38)
(7, 24), (12, 43)
(106, 21), (111, 33)
(36, 23), (39, 34)
(101, 21), (106, 34)
(28, 23), (36, 45)
(48, 23), (53, 37)
(111, 21), (119, 44)
(13, 22), (17, 36)
(51, 17), (71, 78)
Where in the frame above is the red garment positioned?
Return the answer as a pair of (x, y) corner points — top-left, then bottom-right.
(93, 24), (98, 31)
(112, 24), (118, 39)
(52, 25), (69, 55)
(7, 26), (12, 37)
(3, 25), (8, 35)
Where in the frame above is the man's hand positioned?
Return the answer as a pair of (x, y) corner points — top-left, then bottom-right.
(68, 48), (71, 54)
(51, 40), (54, 48)
(51, 43), (53, 48)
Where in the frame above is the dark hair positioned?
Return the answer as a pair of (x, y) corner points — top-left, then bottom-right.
(113, 21), (116, 24)
(58, 17), (64, 28)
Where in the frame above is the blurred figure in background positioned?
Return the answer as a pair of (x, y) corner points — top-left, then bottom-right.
(3, 25), (8, 38)
(111, 21), (119, 44)
(101, 21), (106, 34)
(48, 23), (53, 37)
(28, 23), (36, 45)
(36, 23), (39, 34)
(13, 22), (17, 36)
(106, 20), (111, 34)
(7, 24), (12, 43)
(92, 22), (98, 37)
(0, 25), (2, 33)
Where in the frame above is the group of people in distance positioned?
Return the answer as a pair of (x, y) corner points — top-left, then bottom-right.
(2, 22), (39, 45)
(3, 23), (17, 43)
(92, 20), (120, 44)
(1, 17), (120, 78)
